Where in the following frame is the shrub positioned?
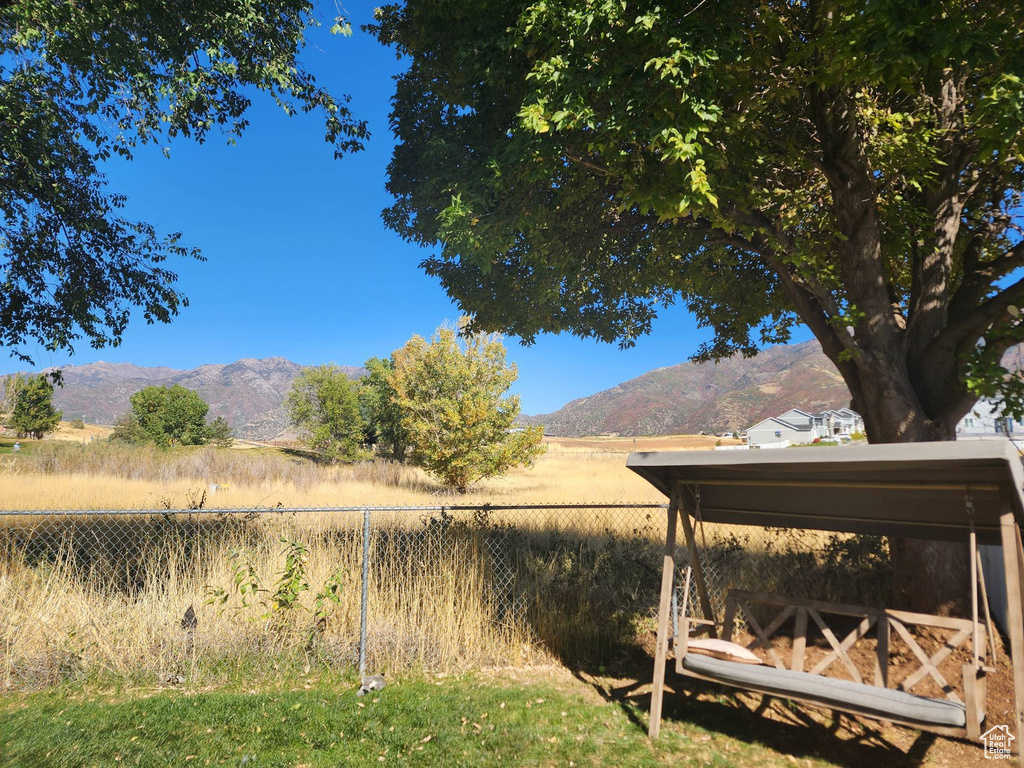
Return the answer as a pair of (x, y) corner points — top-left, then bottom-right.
(206, 416), (233, 447)
(109, 411), (149, 444)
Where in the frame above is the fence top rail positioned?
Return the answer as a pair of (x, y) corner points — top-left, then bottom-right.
(0, 503), (668, 517)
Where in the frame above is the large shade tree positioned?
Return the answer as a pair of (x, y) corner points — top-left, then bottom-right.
(372, 1), (1024, 611)
(0, 1), (366, 363)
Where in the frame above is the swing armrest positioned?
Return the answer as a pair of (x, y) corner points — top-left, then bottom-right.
(676, 617), (719, 658)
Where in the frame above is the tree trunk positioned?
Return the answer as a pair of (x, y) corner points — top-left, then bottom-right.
(849, 361), (971, 616)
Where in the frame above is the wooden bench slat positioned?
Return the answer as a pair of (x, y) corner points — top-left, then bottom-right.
(890, 618), (963, 704)
(737, 601), (788, 670)
(807, 608), (865, 683)
(809, 614), (876, 680)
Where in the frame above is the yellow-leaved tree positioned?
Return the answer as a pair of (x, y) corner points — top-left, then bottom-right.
(389, 323), (545, 492)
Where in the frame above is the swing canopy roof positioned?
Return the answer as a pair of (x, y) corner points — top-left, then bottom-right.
(627, 440), (1024, 544)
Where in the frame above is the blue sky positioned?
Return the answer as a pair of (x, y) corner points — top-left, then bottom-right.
(1, 2), (811, 415)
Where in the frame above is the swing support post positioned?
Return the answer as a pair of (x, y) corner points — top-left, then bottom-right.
(648, 486), (680, 739)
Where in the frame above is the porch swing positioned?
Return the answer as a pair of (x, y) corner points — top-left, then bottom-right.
(627, 441), (1024, 764)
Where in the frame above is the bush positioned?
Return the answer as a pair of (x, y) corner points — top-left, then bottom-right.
(70, 417), (85, 429)
(109, 411), (150, 444)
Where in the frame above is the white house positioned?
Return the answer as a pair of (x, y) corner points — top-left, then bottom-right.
(824, 408), (865, 435)
(746, 407), (863, 447)
(775, 408), (815, 428)
(747, 415), (827, 447)
(957, 398), (1024, 438)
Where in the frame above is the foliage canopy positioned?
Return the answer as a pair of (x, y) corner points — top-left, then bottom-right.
(373, 1), (1024, 443)
(285, 365), (365, 462)
(0, 0), (366, 363)
(121, 384), (214, 447)
(360, 356), (412, 461)
(389, 324), (545, 492)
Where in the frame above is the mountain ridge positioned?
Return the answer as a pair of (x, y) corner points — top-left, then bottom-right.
(520, 340), (852, 437)
(30, 339), (982, 441)
(39, 358), (364, 441)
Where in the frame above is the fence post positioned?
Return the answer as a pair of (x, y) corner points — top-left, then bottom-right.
(359, 506), (370, 680)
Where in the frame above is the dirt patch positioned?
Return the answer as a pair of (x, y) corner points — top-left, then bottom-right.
(46, 421), (114, 442)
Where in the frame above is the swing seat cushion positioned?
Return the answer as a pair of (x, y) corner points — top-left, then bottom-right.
(681, 654), (970, 728)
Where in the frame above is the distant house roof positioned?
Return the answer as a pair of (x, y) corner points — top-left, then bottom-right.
(778, 408), (814, 418)
(748, 416), (812, 433)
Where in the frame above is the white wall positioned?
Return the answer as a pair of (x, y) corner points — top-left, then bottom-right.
(748, 422), (812, 447)
(957, 398), (1024, 437)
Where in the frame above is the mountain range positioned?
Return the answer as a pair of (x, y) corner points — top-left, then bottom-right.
(32, 340), (855, 440)
(43, 358), (364, 440)
(520, 340), (852, 437)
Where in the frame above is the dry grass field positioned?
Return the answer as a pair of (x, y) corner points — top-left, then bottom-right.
(0, 429), (892, 696)
(544, 434), (742, 453)
(0, 433), (675, 511)
(0, 430), (691, 689)
(47, 420), (115, 443)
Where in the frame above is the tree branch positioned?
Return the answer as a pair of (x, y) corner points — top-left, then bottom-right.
(940, 273), (1024, 352)
(948, 239), (1024, 326)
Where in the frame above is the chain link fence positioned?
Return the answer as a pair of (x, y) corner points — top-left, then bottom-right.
(0, 504), (890, 689)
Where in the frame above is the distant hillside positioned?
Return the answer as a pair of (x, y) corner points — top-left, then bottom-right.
(41, 358), (364, 441)
(522, 341), (852, 437)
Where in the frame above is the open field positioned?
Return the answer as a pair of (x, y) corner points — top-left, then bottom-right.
(0, 432), (887, 686)
(0, 434), (666, 510)
(47, 421), (115, 443)
(543, 433), (741, 453)
(0, 433), (676, 688)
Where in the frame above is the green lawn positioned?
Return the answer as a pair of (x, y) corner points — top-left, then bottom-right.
(0, 675), (845, 768)
(0, 436), (34, 455)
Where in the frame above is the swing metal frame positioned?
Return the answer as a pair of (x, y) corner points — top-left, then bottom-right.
(628, 441), (1024, 764)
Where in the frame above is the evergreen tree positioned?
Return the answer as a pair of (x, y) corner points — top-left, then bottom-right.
(7, 375), (61, 439)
